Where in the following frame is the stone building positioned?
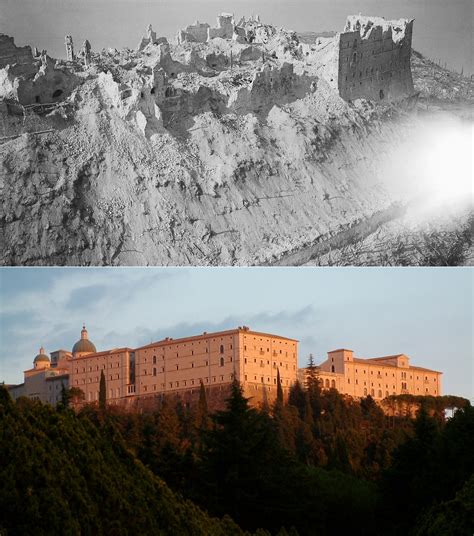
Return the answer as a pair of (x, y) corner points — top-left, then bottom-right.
(304, 348), (442, 400)
(8, 347), (70, 405)
(336, 15), (415, 102)
(9, 326), (298, 408)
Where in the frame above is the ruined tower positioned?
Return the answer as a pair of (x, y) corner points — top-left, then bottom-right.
(337, 16), (415, 102)
(65, 35), (74, 61)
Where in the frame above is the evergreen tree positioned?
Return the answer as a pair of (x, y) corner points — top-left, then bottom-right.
(195, 380), (210, 431)
(59, 382), (71, 410)
(306, 354), (318, 390)
(288, 380), (306, 418)
(275, 368), (284, 412)
(99, 370), (106, 412)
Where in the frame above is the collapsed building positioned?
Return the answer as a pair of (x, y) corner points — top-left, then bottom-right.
(0, 13), (417, 140)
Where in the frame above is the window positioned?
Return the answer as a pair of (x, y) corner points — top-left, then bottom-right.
(220, 345), (224, 353)
(331, 365), (335, 373)
(331, 380), (336, 388)
(153, 355), (156, 364)
(153, 367), (156, 376)
(364, 388), (367, 396)
(220, 357), (224, 367)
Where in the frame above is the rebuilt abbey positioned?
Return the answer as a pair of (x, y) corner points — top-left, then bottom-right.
(8, 326), (298, 407)
(8, 325), (441, 408)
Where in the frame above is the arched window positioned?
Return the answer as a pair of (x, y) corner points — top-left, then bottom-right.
(220, 357), (224, 367)
(364, 388), (367, 396)
(153, 367), (157, 376)
(378, 390), (382, 398)
(331, 365), (335, 373)
(371, 389), (375, 396)
(331, 379), (336, 389)
(153, 355), (156, 364)
(325, 379), (330, 388)
(379, 89), (385, 100)
(220, 345), (224, 354)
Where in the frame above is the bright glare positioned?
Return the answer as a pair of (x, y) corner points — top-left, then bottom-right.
(382, 113), (473, 218)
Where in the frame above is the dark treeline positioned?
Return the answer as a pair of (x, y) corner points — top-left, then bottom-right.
(1, 374), (473, 536)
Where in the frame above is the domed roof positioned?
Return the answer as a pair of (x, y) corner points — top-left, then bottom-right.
(72, 325), (97, 354)
(34, 347), (50, 363)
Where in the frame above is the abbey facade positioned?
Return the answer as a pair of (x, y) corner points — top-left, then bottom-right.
(8, 326), (298, 407)
(308, 348), (442, 400)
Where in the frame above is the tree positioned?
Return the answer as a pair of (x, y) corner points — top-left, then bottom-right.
(99, 370), (106, 411)
(69, 387), (85, 406)
(306, 354), (318, 390)
(195, 380), (210, 431)
(59, 382), (71, 409)
(275, 368), (284, 412)
(201, 380), (295, 531)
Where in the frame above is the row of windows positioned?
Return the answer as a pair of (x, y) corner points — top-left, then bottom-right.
(142, 373), (235, 391)
(146, 344), (234, 361)
(74, 362), (120, 373)
(143, 356), (233, 375)
(244, 358), (295, 369)
(244, 375), (290, 386)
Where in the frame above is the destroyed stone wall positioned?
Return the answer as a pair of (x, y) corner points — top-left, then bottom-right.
(337, 16), (415, 102)
(207, 13), (234, 40)
(228, 62), (308, 114)
(177, 22), (210, 44)
(0, 35), (33, 69)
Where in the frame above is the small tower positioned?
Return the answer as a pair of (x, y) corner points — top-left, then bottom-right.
(34, 347), (51, 369)
(81, 39), (92, 67)
(65, 35), (74, 61)
(72, 324), (97, 357)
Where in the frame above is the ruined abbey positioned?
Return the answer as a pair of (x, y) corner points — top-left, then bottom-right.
(0, 13), (416, 139)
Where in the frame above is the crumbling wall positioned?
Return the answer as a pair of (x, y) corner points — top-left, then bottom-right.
(228, 62), (308, 114)
(337, 16), (415, 102)
(208, 13), (234, 40)
(0, 35), (33, 68)
(177, 22), (210, 44)
(137, 25), (168, 51)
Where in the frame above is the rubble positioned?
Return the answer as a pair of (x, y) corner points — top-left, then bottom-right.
(0, 14), (472, 265)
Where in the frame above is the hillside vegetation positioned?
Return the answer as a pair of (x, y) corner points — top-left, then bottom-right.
(1, 380), (473, 535)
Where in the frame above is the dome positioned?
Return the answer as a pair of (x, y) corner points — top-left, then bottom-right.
(72, 325), (97, 355)
(34, 347), (50, 363)
(34, 347), (50, 369)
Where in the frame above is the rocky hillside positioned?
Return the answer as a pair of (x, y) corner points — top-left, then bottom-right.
(0, 23), (472, 266)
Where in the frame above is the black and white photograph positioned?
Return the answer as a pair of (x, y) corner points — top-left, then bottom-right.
(1, 0), (472, 266)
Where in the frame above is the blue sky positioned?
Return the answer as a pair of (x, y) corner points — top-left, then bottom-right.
(0, 267), (472, 399)
(1, 0), (472, 75)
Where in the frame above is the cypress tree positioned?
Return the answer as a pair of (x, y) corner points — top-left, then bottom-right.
(60, 382), (70, 409)
(275, 368), (284, 412)
(99, 370), (106, 411)
(195, 380), (210, 431)
(306, 353), (318, 390)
